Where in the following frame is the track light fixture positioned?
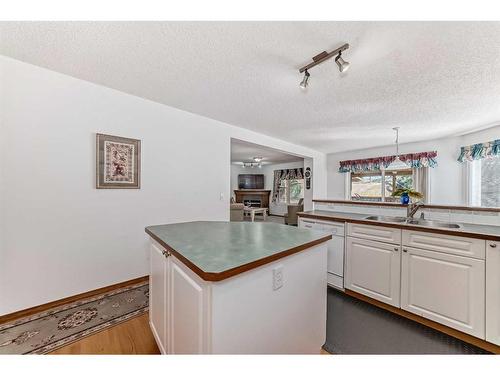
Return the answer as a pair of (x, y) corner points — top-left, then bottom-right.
(299, 70), (310, 90)
(335, 51), (350, 72)
(298, 43), (350, 88)
(242, 157), (263, 168)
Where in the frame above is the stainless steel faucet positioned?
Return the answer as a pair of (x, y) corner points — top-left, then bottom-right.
(406, 202), (423, 219)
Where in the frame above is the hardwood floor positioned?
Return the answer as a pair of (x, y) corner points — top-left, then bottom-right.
(48, 311), (327, 354)
(49, 313), (160, 355)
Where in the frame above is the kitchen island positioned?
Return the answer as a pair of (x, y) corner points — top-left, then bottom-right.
(145, 221), (332, 354)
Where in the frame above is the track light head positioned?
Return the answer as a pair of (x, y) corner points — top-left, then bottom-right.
(299, 70), (310, 89)
(335, 51), (350, 73)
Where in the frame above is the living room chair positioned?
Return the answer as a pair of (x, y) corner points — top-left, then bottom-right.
(284, 198), (304, 226)
(230, 197), (244, 222)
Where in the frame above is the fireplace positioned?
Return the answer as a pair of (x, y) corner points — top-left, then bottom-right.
(234, 189), (271, 209)
(243, 198), (262, 208)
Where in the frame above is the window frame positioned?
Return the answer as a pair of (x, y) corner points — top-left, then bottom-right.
(346, 168), (417, 202)
(279, 178), (305, 204)
(465, 157), (500, 207)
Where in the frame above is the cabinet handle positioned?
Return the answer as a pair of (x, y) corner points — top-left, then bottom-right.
(403, 248), (408, 253)
(394, 247), (399, 252)
(490, 243), (498, 248)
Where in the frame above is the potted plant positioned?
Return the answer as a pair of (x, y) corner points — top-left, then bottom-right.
(391, 188), (423, 205)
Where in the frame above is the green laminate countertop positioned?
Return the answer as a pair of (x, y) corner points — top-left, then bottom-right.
(145, 221), (331, 281)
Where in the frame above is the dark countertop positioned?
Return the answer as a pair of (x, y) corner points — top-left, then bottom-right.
(297, 210), (500, 241)
(145, 221), (332, 281)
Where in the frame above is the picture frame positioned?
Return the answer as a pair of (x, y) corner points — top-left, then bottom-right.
(96, 133), (141, 189)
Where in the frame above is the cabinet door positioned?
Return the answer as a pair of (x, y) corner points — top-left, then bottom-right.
(169, 256), (207, 354)
(486, 241), (500, 345)
(345, 237), (401, 307)
(150, 242), (169, 354)
(401, 246), (485, 338)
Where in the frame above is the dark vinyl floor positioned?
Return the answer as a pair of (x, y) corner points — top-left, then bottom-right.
(324, 287), (489, 354)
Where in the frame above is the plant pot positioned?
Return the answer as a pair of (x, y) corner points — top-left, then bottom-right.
(400, 192), (410, 205)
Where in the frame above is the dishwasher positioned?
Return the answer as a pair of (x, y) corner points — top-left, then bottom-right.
(299, 219), (345, 290)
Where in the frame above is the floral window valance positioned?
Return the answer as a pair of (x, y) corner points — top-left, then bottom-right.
(457, 139), (500, 162)
(338, 151), (438, 173)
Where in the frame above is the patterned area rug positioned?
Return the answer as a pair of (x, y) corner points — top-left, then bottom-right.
(0, 282), (149, 354)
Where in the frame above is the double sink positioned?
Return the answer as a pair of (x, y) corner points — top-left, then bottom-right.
(364, 215), (462, 229)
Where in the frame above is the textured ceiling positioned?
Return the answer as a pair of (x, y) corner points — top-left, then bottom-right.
(231, 139), (303, 165)
(1, 21), (500, 153)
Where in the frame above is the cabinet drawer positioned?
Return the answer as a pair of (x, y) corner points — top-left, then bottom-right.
(347, 223), (401, 244)
(401, 246), (485, 338)
(315, 220), (345, 236)
(402, 230), (485, 259)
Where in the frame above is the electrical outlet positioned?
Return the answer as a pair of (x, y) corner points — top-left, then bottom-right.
(273, 265), (284, 290)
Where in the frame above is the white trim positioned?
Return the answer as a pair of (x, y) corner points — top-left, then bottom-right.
(344, 173), (351, 200)
(465, 159), (482, 206)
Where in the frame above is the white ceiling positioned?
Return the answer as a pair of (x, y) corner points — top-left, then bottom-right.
(231, 139), (303, 165)
(1, 21), (500, 153)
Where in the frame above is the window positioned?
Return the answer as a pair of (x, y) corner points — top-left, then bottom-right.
(278, 178), (304, 204)
(349, 168), (415, 202)
(384, 169), (413, 202)
(468, 157), (500, 207)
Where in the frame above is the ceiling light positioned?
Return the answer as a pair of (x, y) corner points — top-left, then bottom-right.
(253, 157), (263, 163)
(299, 70), (310, 90)
(298, 43), (350, 90)
(335, 51), (350, 73)
(386, 127), (407, 170)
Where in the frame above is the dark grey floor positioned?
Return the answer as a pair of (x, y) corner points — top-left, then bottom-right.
(324, 287), (489, 354)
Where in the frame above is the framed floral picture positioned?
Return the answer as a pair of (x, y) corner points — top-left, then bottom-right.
(96, 133), (141, 189)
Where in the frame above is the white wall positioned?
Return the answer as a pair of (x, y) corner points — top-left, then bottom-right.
(0, 56), (327, 315)
(326, 125), (500, 205)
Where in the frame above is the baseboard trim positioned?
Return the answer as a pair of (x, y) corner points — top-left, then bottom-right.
(0, 275), (149, 325)
(344, 288), (500, 354)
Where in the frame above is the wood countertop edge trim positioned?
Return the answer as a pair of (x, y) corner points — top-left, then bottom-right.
(343, 288), (500, 354)
(297, 213), (500, 241)
(145, 228), (332, 282)
(313, 199), (500, 213)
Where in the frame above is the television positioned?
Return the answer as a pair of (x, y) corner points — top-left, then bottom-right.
(238, 174), (264, 189)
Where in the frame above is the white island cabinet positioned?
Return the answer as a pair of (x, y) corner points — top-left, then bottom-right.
(146, 221), (331, 354)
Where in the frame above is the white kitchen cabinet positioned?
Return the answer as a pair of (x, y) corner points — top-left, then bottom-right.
(149, 241), (169, 354)
(149, 237), (327, 353)
(347, 223), (401, 244)
(486, 241), (500, 345)
(402, 230), (485, 259)
(345, 237), (401, 307)
(401, 246), (485, 338)
(169, 255), (210, 354)
(150, 240), (210, 354)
